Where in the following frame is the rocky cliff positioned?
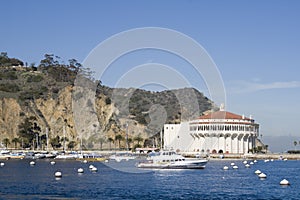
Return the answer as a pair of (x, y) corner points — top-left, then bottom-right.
(0, 57), (215, 150)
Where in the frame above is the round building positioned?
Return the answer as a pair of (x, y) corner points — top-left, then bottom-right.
(164, 107), (259, 154)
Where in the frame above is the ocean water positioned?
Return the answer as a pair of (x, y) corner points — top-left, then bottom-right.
(0, 158), (299, 200)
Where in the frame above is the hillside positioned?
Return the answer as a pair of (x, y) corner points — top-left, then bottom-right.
(0, 53), (216, 151)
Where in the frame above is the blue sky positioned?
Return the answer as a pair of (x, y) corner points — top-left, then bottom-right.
(1, 0), (300, 152)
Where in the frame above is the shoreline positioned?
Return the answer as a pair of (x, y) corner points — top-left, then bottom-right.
(4, 149), (300, 160)
(183, 152), (300, 160)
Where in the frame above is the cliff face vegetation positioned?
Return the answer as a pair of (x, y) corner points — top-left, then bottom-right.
(0, 53), (215, 150)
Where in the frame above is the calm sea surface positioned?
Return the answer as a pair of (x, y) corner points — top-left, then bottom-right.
(0, 158), (299, 200)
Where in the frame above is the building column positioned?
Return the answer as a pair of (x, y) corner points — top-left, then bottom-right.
(230, 135), (233, 153)
(248, 135), (251, 153)
(224, 136), (226, 153)
(237, 137), (239, 154)
(242, 136), (244, 154)
(217, 136), (220, 151)
(231, 133), (238, 153)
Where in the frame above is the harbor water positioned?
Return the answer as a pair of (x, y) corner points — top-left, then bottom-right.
(0, 159), (299, 199)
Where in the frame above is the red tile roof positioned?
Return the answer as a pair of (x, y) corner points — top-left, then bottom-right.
(198, 111), (251, 120)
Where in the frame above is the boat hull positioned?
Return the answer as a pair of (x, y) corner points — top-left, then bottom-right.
(137, 159), (207, 169)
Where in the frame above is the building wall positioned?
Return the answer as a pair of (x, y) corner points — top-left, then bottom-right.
(164, 119), (259, 154)
(164, 122), (193, 152)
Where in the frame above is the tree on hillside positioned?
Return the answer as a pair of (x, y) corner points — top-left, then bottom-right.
(40, 134), (47, 149)
(107, 137), (114, 150)
(18, 116), (41, 148)
(39, 54), (59, 67)
(68, 58), (82, 73)
(127, 138), (133, 150)
(294, 141), (297, 150)
(0, 52), (23, 67)
(134, 134), (144, 146)
(115, 134), (124, 149)
(67, 141), (76, 150)
(60, 137), (69, 150)
(265, 144), (269, 153)
(50, 136), (61, 149)
(98, 137), (106, 150)
(11, 138), (20, 149)
(2, 138), (10, 148)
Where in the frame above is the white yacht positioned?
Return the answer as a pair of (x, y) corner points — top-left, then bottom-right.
(137, 150), (208, 169)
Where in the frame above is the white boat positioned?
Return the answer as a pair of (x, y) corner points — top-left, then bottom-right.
(55, 152), (80, 159)
(109, 153), (136, 161)
(137, 150), (208, 169)
(0, 150), (11, 160)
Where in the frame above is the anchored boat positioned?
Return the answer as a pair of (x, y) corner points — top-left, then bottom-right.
(137, 150), (208, 169)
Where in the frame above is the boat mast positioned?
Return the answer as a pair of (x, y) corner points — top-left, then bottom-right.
(80, 138), (82, 154)
(63, 125), (66, 151)
(36, 134), (39, 150)
(46, 127), (49, 151)
(160, 128), (163, 150)
(126, 123), (129, 151)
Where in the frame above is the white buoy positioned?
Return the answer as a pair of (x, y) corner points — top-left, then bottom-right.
(230, 162), (235, 166)
(258, 173), (267, 178)
(250, 162), (254, 165)
(83, 160), (88, 164)
(55, 171), (62, 177)
(254, 160), (257, 163)
(30, 161), (35, 165)
(105, 159), (109, 163)
(89, 164), (94, 169)
(77, 168), (84, 173)
(280, 179), (290, 185)
(223, 166), (229, 170)
(245, 164), (250, 168)
(264, 159), (269, 163)
(271, 159), (274, 162)
(233, 165), (238, 169)
(0, 162), (5, 167)
(50, 161), (56, 165)
(255, 170), (261, 174)
(91, 167), (98, 172)
(283, 158), (287, 161)
(243, 160), (247, 164)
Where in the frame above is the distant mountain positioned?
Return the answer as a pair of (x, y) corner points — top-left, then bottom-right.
(263, 135), (299, 153)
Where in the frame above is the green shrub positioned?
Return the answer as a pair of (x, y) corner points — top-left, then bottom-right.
(26, 74), (43, 82)
(105, 97), (111, 105)
(0, 83), (20, 92)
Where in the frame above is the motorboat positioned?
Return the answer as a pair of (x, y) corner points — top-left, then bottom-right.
(137, 150), (208, 169)
(9, 152), (25, 159)
(24, 151), (56, 159)
(55, 152), (80, 159)
(0, 150), (11, 160)
(109, 153), (136, 162)
(76, 153), (106, 162)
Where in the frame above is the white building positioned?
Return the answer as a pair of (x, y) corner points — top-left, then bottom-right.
(164, 107), (259, 154)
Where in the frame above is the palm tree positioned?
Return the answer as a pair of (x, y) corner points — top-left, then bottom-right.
(265, 145), (269, 153)
(2, 138), (10, 149)
(294, 141), (297, 150)
(134, 134), (143, 146)
(98, 137), (106, 150)
(67, 141), (76, 150)
(127, 138), (133, 150)
(115, 134), (124, 149)
(107, 137), (114, 150)
(61, 137), (69, 150)
(11, 138), (20, 149)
